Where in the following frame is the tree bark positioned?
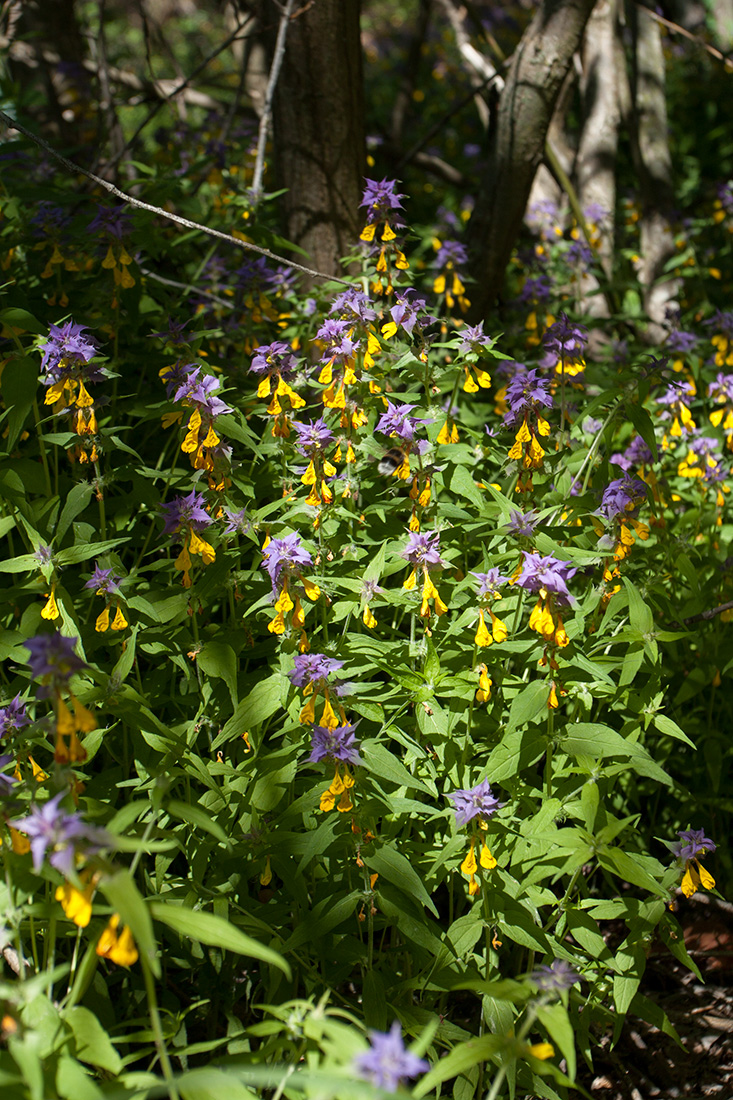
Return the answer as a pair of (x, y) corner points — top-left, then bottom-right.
(259, 0), (366, 285)
(630, 1), (679, 337)
(467, 0), (598, 319)
(576, 0), (620, 279)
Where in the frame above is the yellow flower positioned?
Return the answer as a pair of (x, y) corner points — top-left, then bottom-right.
(96, 914), (138, 967)
(681, 859), (715, 898)
(56, 873), (96, 928)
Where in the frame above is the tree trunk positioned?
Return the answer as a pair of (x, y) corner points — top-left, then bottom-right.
(260, 0), (366, 284)
(467, 0), (598, 319)
(576, 0), (620, 279)
(630, 2), (679, 338)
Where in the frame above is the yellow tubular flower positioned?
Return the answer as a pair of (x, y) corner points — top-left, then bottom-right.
(96, 914), (138, 967)
(56, 874), (96, 928)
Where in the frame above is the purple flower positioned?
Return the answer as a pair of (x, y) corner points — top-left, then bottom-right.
(250, 341), (300, 377)
(309, 723), (362, 766)
(329, 288), (377, 326)
(505, 508), (541, 537)
(673, 828), (716, 862)
(353, 1023), (428, 1092)
(39, 321), (98, 380)
(387, 291), (435, 337)
(434, 240), (468, 269)
(360, 178), (406, 226)
(33, 545), (54, 567)
(88, 206), (133, 239)
(261, 533), (313, 590)
(187, 373), (233, 418)
(610, 436), (654, 472)
(376, 401), (432, 443)
(457, 321), (492, 355)
(515, 552), (576, 605)
(288, 653), (344, 689)
(401, 531), (445, 570)
(84, 565), (122, 595)
(160, 361), (198, 399)
(448, 778), (503, 826)
(666, 330), (698, 355)
(0, 754), (17, 796)
(291, 418), (335, 455)
(25, 634), (87, 688)
(708, 372), (733, 402)
(599, 477), (647, 521)
(0, 696), (30, 740)
(504, 368), (553, 421)
(11, 793), (107, 876)
(316, 318), (359, 363)
(160, 490), (212, 537)
(150, 318), (192, 346)
(531, 959), (581, 992)
(565, 239), (593, 269)
(221, 507), (251, 536)
(515, 275), (552, 306)
(472, 569), (509, 598)
(541, 313), (588, 362)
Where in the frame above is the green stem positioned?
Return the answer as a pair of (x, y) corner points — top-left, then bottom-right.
(141, 954), (180, 1100)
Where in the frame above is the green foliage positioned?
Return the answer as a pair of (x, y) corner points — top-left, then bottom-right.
(0, 5), (730, 1099)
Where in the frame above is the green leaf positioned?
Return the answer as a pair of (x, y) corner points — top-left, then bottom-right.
(505, 680), (550, 733)
(653, 713), (695, 748)
(64, 1005), (122, 1074)
(177, 1067), (258, 1100)
(56, 482), (94, 543)
(365, 843), (439, 916)
(149, 902), (290, 977)
(0, 307), (47, 334)
(110, 624), (138, 686)
(213, 675), (282, 749)
(56, 1054), (104, 1100)
(536, 1002), (575, 1080)
(623, 578), (653, 633)
(450, 465), (485, 509)
(486, 727), (546, 783)
(1, 357), (38, 451)
(56, 538), (128, 565)
(413, 1035), (505, 1097)
(561, 722), (671, 785)
(101, 870), (160, 977)
(625, 403), (658, 462)
(197, 639), (238, 707)
(362, 740), (432, 793)
(166, 799), (228, 843)
(598, 848), (667, 897)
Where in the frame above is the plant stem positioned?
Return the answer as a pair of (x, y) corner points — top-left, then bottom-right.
(141, 954), (180, 1100)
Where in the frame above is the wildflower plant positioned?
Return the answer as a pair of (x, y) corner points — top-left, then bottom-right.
(0, 107), (729, 1100)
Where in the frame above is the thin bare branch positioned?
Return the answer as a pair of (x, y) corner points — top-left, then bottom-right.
(0, 110), (352, 287)
(252, 0), (298, 199)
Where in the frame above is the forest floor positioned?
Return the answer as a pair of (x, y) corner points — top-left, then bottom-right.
(576, 894), (733, 1099)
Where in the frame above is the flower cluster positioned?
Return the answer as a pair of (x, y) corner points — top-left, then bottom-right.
(85, 564), (128, 633)
(25, 633), (96, 764)
(160, 364), (233, 490)
(505, 369), (553, 493)
(401, 530), (447, 628)
(249, 341), (305, 438)
(261, 533), (320, 647)
(359, 178), (409, 294)
(39, 320), (104, 464)
(448, 778), (502, 896)
(673, 828), (716, 899)
(160, 489), (215, 588)
(309, 722), (362, 813)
